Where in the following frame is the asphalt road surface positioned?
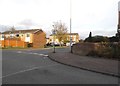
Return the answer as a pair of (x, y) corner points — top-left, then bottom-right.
(2, 48), (119, 84)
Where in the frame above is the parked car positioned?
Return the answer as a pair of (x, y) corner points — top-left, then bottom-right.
(49, 42), (60, 46)
(66, 42), (75, 47)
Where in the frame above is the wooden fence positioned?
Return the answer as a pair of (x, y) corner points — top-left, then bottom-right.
(0, 38), (27, 48)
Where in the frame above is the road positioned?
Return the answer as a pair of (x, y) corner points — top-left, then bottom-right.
(2, 48), (119, 84)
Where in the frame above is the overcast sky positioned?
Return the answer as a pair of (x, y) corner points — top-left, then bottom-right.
(0, 0), (119, 39)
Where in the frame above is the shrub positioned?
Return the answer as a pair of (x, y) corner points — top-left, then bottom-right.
(84, 36), (109, 43)
(87, 42), (120, 60)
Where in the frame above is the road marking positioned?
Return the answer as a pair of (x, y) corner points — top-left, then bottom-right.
(43, 55), (48, 57)
(38, 54), (44, 55)
(1, 64), (59, 79)
(17, 51), (48, 57)
(17, 51), (22, 53)
(33, 53), (39, 55)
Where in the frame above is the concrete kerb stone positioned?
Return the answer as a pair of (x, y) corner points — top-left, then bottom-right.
(48, 53), (120, 78)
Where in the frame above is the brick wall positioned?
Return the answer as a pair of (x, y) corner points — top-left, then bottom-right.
(33, 31), (46, 48)
(72, 42), (100, 56)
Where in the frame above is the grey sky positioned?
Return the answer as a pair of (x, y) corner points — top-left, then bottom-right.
(0, 0), (119, 39)
(119, 1), (120, 11)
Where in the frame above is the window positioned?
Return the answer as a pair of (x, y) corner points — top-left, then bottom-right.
(6, 35), (9, 38)
(10, 34), (14, 38)
(2, 34), (4, 38)
(16, 34), (19, 37)
(26, 34), (30, 37)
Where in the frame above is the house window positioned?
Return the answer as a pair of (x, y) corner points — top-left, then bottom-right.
(6, 35), (9, 38)
(26, 34), (30, 37)
(10, 34), (14, 38)
(2, 34), (4, 38)
(16, 34), (19, 37)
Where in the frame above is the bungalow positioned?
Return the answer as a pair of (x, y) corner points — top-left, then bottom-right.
(1, 29), (46, 48)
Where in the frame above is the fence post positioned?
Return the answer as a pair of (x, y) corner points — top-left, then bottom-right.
(23, 41), (24, 48)
(16, 39), (17, 47)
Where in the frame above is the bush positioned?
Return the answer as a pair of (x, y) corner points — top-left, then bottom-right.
(87, 42), (120, 60)
(27, 43), (33, 47)
(84, 36), (109, 43)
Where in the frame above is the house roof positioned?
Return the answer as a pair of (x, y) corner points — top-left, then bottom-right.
(50, 33), (79, 36)
(67, 33), (79, 35)
(2, 29), (43, 34)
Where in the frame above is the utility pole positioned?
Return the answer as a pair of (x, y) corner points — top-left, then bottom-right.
(70, 0), (72, 53)
(52, 25), (56, 53)
(118, 1), (120, 42)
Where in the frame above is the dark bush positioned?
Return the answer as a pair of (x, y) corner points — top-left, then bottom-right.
(87, 42), (120, 60)
(27, 43), (33, 47)
(84, 36), (109, 43)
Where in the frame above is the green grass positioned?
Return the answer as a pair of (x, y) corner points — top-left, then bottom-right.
(1, 45), (68, 50)
(2, 46), (28, 50)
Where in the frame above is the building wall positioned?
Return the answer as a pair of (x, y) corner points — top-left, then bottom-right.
(24, 33), (33, 43)
(1, 30), (46, 48)
(20, 33), (25, 42)
(49, 35), (59, 43)
(3, 33), (33, 43)
(33, 31), (46, 48)
(69, 35), (79, 42)
(49, 34), (79, 44)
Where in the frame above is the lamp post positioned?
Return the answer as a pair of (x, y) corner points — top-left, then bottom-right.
(52, 25), (56, 53)
(118, 28), (120, 42)
(70, 0), (72, 53)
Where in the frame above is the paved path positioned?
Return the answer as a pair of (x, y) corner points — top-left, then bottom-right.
(48, 51), (119, 77)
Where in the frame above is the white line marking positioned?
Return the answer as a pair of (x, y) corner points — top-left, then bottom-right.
(43, 55), (48, 57)
(29, 53), (34, 54)
(17, 51), (22, 53)
(17, 51), (48, 57)
(33, 53), (38, 55)
(39, 54), (44, 55)
(1, 64), (59, 79)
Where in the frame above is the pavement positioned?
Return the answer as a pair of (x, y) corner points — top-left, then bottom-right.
(48, 52), (119, 77)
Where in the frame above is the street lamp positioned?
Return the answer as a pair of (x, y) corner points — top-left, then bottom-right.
(52, 25), (56, 53)
(117, 28), (120, 42)
(70, 0), (72, 53)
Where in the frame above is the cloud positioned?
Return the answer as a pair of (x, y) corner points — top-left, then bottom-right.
(19, 19), (35, 26)
(79, 30), (116, 40)
(0, 0), (119, 39)
(119, 1), (120, 11)
(18, 19), (37, 28)
(0, 25), (10, 32)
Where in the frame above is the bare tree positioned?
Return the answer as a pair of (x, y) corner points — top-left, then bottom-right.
(0, 25), (16, 32)
(52, 21), (68, 46)
(8, 26), (16, 32)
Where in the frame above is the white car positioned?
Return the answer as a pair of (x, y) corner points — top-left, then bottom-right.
(50, 42), (60, 46)
(66, 42), (75, 47)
